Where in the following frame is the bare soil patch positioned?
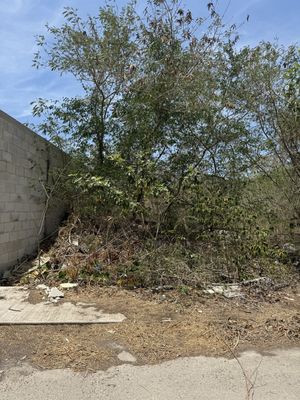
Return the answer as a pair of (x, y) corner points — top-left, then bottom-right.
(0, 285), (299, 371)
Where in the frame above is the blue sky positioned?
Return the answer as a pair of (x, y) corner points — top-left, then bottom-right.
(0, 0), (299, 124)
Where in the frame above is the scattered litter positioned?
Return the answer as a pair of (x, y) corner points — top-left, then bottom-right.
(35, 285), (64, 301)
(152, 285), (174, 293)
(204, 284), (242, 298)
(282, 243), (297, 254)
(36, 284), (49, 291)
(59, 283), (78, 289)
(32, 256), (51, 267)
(203, 277), (276, 298)
(22, 257), (51, 281)
(241, 277), (273, 286)
(60, 264), (68, 271)
(35, 286), (66, 303)
(162, 318), (172, 322)
(204, 286), (223, 295)
(117, 351), (136, 363)
(26, 265), (38, 274)
(48, 287), (64, 301)
(283, 296), (295, 302)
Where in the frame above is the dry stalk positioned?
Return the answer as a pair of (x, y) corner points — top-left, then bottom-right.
(214, 331), (262, 400)
(36, 163), (70, 267)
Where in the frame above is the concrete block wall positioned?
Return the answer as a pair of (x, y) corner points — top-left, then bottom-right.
(0, 110), (67, 274)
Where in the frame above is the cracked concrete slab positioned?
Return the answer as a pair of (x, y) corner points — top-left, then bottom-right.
(0, 287), (126, 324)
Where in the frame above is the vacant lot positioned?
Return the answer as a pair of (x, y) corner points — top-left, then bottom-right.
(0, 284), (299, 371)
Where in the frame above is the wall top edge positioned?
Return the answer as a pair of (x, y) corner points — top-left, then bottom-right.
(0, 109), (65, 155)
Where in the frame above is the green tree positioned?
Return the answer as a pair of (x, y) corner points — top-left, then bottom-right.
(31, 1), (288, 283)
(32, 1), (251, 211)
(32, 2), (138, 165)
(226, 43), (300, 217)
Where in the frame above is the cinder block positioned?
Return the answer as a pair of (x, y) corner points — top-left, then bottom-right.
(0, 213), (10, 223)
(0, 232), (9, 243)
(0, 161), (7, 172)
(2, 151), (12, 163)
(0, 110), (66, 272)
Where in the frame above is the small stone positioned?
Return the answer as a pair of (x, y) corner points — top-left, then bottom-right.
(117, 351), (137, 363)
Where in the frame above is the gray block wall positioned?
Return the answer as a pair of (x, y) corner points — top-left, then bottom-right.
(0, 110), (67, 274)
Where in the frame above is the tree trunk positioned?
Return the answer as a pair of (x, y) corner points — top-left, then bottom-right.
(96, 119), (105, 166)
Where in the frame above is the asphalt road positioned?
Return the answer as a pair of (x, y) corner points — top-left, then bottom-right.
(0, 349), (299, 399)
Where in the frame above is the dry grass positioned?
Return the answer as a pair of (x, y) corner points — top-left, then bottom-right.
(0, 285), (299, 372)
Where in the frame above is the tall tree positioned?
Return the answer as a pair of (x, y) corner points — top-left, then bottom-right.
(32, 2), (138, 165)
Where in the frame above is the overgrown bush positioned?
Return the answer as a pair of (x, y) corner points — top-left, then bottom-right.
(30, 0), (299, 287)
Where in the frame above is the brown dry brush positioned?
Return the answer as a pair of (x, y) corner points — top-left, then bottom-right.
(23, 211), (297, 290)
(46, 215), (143, 285)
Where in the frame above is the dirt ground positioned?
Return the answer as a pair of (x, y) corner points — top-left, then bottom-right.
(0, 284), (299, 372)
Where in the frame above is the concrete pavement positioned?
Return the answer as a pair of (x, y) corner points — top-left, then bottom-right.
(0, 349), (299, 399)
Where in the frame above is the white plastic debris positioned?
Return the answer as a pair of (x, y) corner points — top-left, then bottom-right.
(204, 284), (242, 298)
(48, 287), (64, 299)
(59, 283), (78, 289)
(36, 284), (49, 291)
(32, 256), (51, 267)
